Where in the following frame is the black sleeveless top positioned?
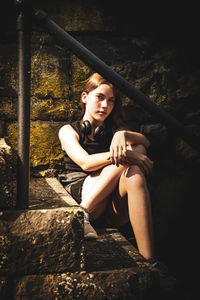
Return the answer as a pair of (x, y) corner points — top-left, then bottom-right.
(63, 120), (113, 173)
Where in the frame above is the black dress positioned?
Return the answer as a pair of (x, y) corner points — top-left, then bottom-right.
(58, 120), (113, 203)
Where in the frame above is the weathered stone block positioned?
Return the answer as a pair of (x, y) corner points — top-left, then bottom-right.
(0, 207), (83, 275)
(0, 228), (162, 300)
(175, 130), (200, 166)
(29, 177), (79, 209)
(0, 97), (17, 121)
(31, 47), (69, 99)
(0, 276), (9, 300)
(0, 45), (18, 98)
(11, 269), (157, 300)
(29, 120), (63, 167)
(0, 96), (79, 122)
(0, 139), (16, 209)
(70, 55), (92, 102)
(30, 97), (80, 121)
(0, 120), (5, 137)
(43, 0), (104, 32)
(5, 121), (64, 168)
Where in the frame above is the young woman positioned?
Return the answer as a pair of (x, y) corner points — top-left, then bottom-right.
(59, 73), (155, 260)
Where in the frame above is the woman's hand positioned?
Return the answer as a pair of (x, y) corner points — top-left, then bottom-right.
(124, 149), (154, 175)
(109, 130), (153, 174)
(109, 130), (127, 166)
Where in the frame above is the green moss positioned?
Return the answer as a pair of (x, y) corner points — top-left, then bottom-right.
(0, 98), (17, 120)
(32, 68), (68, 98)
(31, 97), (80, 121)
(5, 121), (65, 168)
(5, 122), (18, 151)
(60, 1), (103, 31)
(30, 121), (63, 167)
(0, 53), (18, 97)
(31, 52), (69, 98)
(71, 56), (92, 101)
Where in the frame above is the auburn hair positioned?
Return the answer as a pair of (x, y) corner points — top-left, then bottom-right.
(80, 73), (127, 130)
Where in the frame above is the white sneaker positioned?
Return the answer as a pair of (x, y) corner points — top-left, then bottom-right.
(84, 220), (98, 239)
(81, 206), (98, 239)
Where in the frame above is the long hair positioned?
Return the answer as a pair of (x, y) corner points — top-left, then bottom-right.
(80, 73), (127, 130)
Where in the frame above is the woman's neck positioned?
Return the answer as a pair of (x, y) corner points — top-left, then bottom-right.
(82, 115), (103, 128)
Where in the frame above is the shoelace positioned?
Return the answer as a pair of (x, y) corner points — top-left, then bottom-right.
(82, 208), (90, 223)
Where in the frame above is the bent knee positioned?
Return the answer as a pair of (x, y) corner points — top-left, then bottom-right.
(133, 143), (147, 154)
(122, 165), (146, 187)
(123, 164), (144, 176)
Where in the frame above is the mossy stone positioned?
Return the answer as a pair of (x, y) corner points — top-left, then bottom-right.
(54, 0), (103, 32)
(30, 97), (80, 121)
(31, 49), (69, 99)
(0, 97), (17, 120)
(70, 56), (91, 101)
(0, 121), (5, 137)
(0, 139), (16, 208)
(5, 121), (65, 168)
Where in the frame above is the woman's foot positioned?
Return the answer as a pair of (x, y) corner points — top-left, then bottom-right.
(82, 206), (98, 239)
(148, 258), (168, 277)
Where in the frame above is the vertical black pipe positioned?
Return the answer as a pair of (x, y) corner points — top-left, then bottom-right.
(16, 2), (31, 209)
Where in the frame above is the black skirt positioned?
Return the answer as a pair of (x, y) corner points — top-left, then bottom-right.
(58, 171), (88, 204)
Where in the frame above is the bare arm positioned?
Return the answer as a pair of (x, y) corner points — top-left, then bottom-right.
(110, 129), (151, 166)
(59, 125), (112, 172)
(125, 130), (150, 148)
(114, 130), (150, 148)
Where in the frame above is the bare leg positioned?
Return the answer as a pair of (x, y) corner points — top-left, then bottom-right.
(81, 163), (126, 216)
(81, 144), (155, 259)
(81, 143), (146, 214)
(118, 165), (154, 259)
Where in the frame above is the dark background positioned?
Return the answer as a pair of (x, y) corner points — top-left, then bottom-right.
(1, 0), (199, 298)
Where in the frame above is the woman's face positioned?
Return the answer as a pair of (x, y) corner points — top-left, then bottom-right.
(81, 84), (115, 124)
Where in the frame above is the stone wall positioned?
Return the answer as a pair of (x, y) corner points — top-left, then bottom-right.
(0, 0), (200, 282)
(0, 139), (16, 209)
(0, 0), (199, 172)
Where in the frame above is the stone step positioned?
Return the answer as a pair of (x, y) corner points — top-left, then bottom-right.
(0, 227), (167, 300)
(0, 177), (174, 299)
(0, 207), (83, 276)
(0, 177), (84, 276)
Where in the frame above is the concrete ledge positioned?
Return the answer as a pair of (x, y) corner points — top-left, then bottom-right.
(0, 207), (83, 275)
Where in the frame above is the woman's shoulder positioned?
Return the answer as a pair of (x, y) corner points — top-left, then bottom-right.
(69, 120), (82, 133)
(59, 120), (80, 137)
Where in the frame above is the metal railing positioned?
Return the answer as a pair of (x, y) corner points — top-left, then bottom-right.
(16, 0), (31, 208)
(15, 3), (200, 208)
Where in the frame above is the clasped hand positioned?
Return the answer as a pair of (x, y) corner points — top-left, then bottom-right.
(109, 130), (153, 175)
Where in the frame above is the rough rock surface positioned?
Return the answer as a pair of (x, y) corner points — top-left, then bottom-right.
(0, 138), (16, 209)
(0, 207), (83, 275)
(0, 228), (164, 300)
(0, 177), (172, 299)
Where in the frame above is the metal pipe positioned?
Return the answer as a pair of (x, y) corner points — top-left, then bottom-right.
(16, 1), (31, 209)
(34, 9), (199, 149)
